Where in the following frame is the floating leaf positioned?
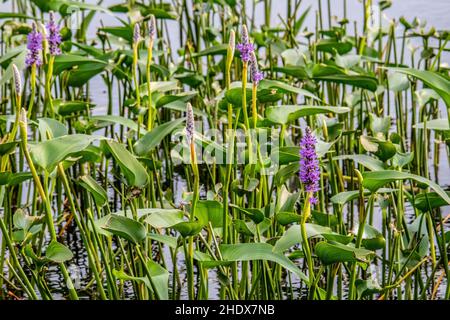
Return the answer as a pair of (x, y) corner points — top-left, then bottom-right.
(113, 260), (169, 300)
(414, 119), (449, 131)
(0, 172), (33, 186)
(13, 209), (44, 232)
(155, 91), (197, 108)
(30, 134), (102, 171)
(134, 118), (185, 156)
(105, 140), (149, 187)
(233, 219), (255, 236)
(258, 79), (319, 101)
(45, 241), (74, 263)
(316, 39), (353, 55)
(275, 212), (301, 226)
(356, 279), (382, 298)
(387, 67), (450, 108)
(202, 243), (309, 283)
(0, 141), (18, 156)
(139, 81), (179, 95)
(314, 74), (378, 91)
(231, 206), (265, 224)
(273, 147), (301, 165)
(413, 192), (450, 212)
(172, 221), (204, 237)
(143, 209), (185, 229)
(100, 214), (146, 244)
(91, 115), (147, 135)
(67, 62), (106, 87)
(274, 163), (299, 187)
(358, 224), (386, 250)
(38, 118), (68, 139)
(362, 170), (450, 206)
(369, 113), (391, 137)
(275, 224), (328, 252)
(192, 44), (228, 57)
(195, 200), (223, 227)
(388, 72), (410, 92)
(77, 175), (108, 207)
(335, 54), (361, 69)
(279, 190), (301, 213)
(148, 233), (178, 249)
(53, 54), (107, 74)
(315, 241), (375, 265)
(266, 105), (350, 125)
(333, 154), (386, 171)
(99, 26), (133, 42)
(360, 136), (397, 161)
(312, 211), (339, 227)
(54, 100), (95, 116)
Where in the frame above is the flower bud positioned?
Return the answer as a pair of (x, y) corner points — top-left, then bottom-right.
(133, 23), (141, 45)
(12, 64), (22, 97)
(148, 15), (157, 42)
(228, 29), (235, 56)
(186, 103), (195, 144)
(19, 108), (27, 126)
(241, 24), (249, 45)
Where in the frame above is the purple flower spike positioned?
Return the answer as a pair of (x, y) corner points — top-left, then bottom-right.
(237, 25), (254, 63)
(46, 11), (62, 56)
(249, 52), (263, 84)
(236, 42), (254, 62)
(299, 127), (320, 205)
(134, 23), (141, 45)
(26, 23), (43, 67)
(148, 15), (157, 41)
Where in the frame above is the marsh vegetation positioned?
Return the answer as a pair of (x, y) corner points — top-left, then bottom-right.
(0, 0), (449, 300)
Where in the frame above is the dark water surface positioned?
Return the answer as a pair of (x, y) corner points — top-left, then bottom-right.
(0, 0), (449, 300)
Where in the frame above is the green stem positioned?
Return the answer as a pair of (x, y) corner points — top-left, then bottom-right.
(187, 141), (199, 299)
(44, 55), (55, 116)
(19, 115), (79, 300)
(146, 40), (153, 131)
(300, 192), (315, 299)
(133, 41), (142, 137)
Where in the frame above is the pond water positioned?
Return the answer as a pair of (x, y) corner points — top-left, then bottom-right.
(0, 0), (449, 300)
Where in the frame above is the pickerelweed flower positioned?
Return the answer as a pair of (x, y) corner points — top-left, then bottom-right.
(299, 127), (320, 205)
(46, 11), (62, 56)
(249, 51), (263, 84)
(236, 25), (254, 63)
(12, 64), (22, 97)
(26, 23), (43, 67)
(148, 15), (156, 41)
(228, 29), (235, 57)
(186, 102), (195, 145)
(134, 23), (141, 45)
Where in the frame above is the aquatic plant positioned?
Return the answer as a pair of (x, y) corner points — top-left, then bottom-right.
(25, 22), (43, 67)
(146, 15), (157, 130)
(249, 52), (263, 85)
(11, 64), (21, 104)
(46, 11), (62, 56)
(299, 127), (320, 205)
(236, 25), (254, 63)
(0, 0), (448, 302)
